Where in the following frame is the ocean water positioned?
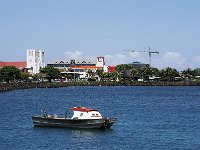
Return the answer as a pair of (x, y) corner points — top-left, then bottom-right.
(0, 86), (200, 150)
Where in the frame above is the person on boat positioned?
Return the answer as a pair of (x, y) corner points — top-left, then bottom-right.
(43, 109), (48, 118)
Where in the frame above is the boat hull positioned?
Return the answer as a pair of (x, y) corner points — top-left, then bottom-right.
(32, 116), (117, 129)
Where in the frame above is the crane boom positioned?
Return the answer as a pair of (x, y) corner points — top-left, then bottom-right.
(123, 47), (159, 67)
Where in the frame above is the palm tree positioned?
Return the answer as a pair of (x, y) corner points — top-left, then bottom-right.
(181, 68), (194, 80)
(109, 71), (118, 81)
(40, 67), (61, 82)
(138, 67), (160, 80)
(160, 67), (179, 81)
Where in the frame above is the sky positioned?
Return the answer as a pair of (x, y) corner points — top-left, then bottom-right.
(0, 0), (200, 70)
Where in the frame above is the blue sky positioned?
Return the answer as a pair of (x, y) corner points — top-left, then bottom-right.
(0, 0), (200, 70)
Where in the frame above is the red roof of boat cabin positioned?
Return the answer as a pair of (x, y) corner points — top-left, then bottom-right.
(70, 107), (98, 112)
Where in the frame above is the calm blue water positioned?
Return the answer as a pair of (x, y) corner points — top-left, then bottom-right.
(0, 86), (200, 150)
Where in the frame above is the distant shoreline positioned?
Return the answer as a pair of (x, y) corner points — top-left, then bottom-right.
(0, 81), (200, 93)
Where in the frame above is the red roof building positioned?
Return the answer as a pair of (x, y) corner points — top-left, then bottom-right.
(0, 61), (26, 70)
(108, 66), (116, 73)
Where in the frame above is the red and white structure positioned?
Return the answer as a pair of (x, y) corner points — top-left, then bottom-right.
(70, 107), (103, 119)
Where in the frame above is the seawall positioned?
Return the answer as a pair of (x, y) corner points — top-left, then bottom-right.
(0, 81), (200, 93)
(0, 82), (69, 93)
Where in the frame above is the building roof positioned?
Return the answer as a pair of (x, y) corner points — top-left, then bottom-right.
(70, 66), (103, 69)
(0, 61), (26, 69)
(108, 66), (116, 73)
(49, 59), (96, 65)
(128, 61), (145, 65)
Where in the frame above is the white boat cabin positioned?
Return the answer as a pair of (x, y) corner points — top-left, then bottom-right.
(71, 107), (103, 119)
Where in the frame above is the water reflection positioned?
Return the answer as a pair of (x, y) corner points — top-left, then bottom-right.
(70, 129), (113, 142)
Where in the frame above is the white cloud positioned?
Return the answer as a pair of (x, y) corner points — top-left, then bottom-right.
(104, 51), (149, 66)
(63, 51), (200, 70)
(64, 51), (83, 59)
(163, 52), (183, 63)
(129, 51), (142, 58)
(189, 56), (200, 69)
(156, 52), (187, 70)
(105, 53), (125, 66)
(193, 56), (200, 63)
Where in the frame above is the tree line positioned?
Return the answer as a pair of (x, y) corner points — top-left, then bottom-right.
(0, 65), (200, 83)
(97, 64), (200, 82)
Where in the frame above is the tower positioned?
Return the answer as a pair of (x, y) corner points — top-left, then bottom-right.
(26, 49), (45, 74)
(96, 56), (105, 67)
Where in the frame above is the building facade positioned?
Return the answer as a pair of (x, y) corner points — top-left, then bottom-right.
(47, 57), (105, 80)
(96, 56), (105, 67)
(128, 61), (149, 69)
(26, 49), (45, 74)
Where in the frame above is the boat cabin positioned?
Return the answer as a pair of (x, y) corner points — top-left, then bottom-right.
(71, 107), (103, 119)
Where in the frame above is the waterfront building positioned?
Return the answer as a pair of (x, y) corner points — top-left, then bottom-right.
(26, 49), (45, 74)
(47, 57), (105, 81)
(128, 61), (149, 69)
(107, 66), (116, 73)
(69, 66), (103, 80)
(47, 59), (96, 69)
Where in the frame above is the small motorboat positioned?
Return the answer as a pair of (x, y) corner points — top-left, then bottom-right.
(32, 106), (117, 129)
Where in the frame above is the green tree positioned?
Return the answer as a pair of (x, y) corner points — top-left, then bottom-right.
(151, 67), (160, 77)
(194, 68), (200, 76)
(40, 67), (61, 82)
(109, 71), (118, 81)
(116, 64), (133, 73)
(98, 72), (111, 81)
(0, 66), (22, 83)
(130, 67), (138, 77)
(160, 67), (179, 81)
(21, 72), (31, 82)
(139, 67), (151, 80)
(128, 67), (140, 81)
(181, 68), (194, 80)
(138, 67), (160, 80)
(96, 70), (106, 81)
(116, 64), (134, 80)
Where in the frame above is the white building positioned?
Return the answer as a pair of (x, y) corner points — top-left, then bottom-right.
(26, 49), (45, 74)
(96, 56), (105, 68)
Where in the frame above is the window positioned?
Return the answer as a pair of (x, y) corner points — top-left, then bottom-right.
(98, 58), (102, 62)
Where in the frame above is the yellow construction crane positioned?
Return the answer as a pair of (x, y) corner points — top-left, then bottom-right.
(123, 47), (159, 67)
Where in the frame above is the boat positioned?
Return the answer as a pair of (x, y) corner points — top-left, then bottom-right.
(32, 106), (117, 129)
